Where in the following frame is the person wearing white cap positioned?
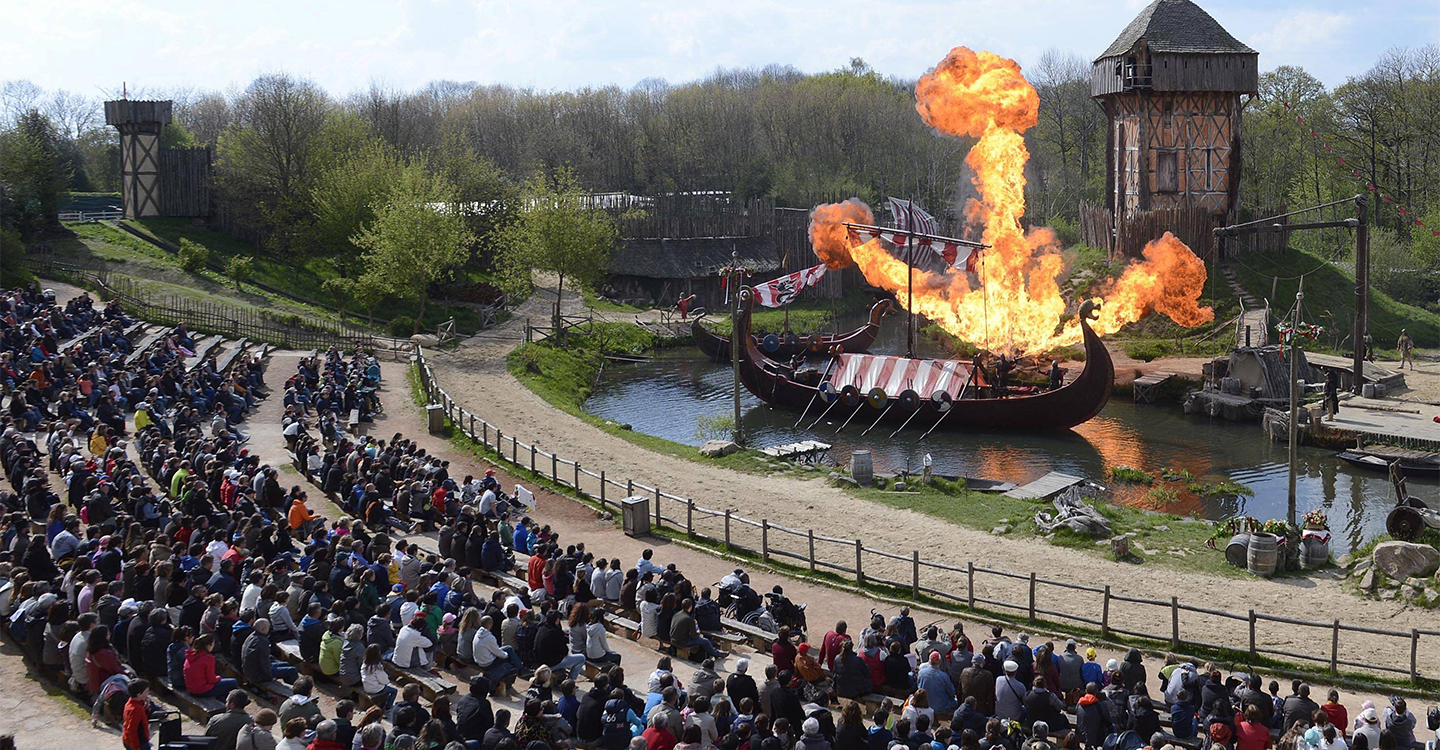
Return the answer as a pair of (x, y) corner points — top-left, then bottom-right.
(795, 717), (830, 750)
(1353, 706), (1381, 750)
(995, 660), (1026, 721)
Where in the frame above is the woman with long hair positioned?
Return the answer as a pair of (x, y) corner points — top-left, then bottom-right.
(360, 643), (396, 710)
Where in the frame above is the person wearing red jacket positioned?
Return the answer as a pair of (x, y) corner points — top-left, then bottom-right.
(122, 679), (152, 750)
(86, 627), (124, 695)
(184, 634), (240, 697)
(818, 621), (852, 671)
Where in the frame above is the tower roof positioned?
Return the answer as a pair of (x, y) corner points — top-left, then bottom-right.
(1096, 0), (1255, 60)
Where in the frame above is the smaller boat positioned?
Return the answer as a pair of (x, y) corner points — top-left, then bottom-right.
(691, 298), (894, 363)
(1338, 448), (1440, 478)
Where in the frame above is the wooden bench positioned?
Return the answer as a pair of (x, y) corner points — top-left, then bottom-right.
(348, 408), (361, 434)
(273, 638), (324, 678)
(259, 679), (294, 704)
(126, 327), (170, 366)
(603, 612), (642, 641)
(215, 338), (249, 373)
(384, 662), (456, 701)
(719, 616), (776, 650)
(151, 676), (227, 723)
(701, 629), (746, 651)
(186, 336), (224, 372)
(123, 321), (147, 340)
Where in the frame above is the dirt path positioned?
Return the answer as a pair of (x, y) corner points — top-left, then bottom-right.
(423, 276), (1440, 681)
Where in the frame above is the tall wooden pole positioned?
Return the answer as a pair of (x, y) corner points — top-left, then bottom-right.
(1287, 276), (1304, 526)
(1352, 196), (1369, 393)
(730, 249), (743, 446)
(906, 201), (916, 359)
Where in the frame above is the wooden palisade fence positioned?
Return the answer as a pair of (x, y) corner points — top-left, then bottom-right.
(414, 346), (1440, 687)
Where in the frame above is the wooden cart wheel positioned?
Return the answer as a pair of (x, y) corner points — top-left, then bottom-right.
(1386, 505), (1424, 541)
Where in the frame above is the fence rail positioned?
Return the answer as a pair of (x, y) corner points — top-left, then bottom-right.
(413, 347), (1438, 686)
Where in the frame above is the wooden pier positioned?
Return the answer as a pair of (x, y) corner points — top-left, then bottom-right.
(1003, 471), (1086, 500)
(1132, 371), (1174, 403)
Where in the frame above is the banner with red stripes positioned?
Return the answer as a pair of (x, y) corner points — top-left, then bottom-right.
(753, 263), (827, 308)
(829, 353), (973, 398)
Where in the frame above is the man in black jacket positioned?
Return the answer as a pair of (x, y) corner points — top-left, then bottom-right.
(1024, 677), (1070, 735)
(1075, 683), (1113, 749)
(455, 676), (495, 743)
(481, 709), (513, 750)
(1281, 682), (1320, 732)
(575, 674), (611, 744)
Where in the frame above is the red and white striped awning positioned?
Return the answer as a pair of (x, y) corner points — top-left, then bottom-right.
(828, 354), (973, 397)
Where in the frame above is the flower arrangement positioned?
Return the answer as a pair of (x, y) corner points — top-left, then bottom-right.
(1275, 321), (1324, 345)
(1302, 509), (1329, 530)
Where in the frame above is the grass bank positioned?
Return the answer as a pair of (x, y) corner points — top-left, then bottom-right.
(505, 328), (1245, 578)
(1229, 246), (1440, 354)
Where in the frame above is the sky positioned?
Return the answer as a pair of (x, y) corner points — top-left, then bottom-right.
(2, 0), (1438, 98)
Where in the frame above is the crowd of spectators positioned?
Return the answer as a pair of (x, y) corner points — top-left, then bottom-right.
(0, 281), (1436, 750)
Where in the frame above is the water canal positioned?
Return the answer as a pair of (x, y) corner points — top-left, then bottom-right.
(584, 315), (1437, 553)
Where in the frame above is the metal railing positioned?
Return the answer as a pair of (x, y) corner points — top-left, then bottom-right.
(413, 346), (1440, 687)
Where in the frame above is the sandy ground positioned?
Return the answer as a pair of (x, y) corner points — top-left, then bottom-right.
(424, 276), (1440, 682)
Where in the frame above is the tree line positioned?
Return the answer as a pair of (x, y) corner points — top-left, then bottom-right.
(5, 44), (1440, 308)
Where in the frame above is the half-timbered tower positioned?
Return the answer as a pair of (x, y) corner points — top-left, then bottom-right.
(1092, 0), (1258, 256)
(105, 99), (213, 219)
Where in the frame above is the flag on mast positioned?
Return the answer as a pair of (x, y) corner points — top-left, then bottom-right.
(753, 263), (828, 308)
(887, 197), (939, 235)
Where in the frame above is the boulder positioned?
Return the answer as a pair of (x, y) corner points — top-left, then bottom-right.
(699, 439), (740, 458)
(893, 482), (907, 492)
(1372, 542), (1440, 580)
(1358, 568), (1376, 592)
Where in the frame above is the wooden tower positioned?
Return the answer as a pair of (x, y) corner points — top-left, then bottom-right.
(1092, 0), (1258, 257)
(105, 100), (171, 218)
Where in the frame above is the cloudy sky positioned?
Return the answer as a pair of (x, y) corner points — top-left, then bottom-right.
(3, 0), (1437, 97)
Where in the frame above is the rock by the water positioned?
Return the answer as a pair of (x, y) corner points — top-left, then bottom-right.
(992, 525), (1011, 535)
(699, 440), (740, 458)
(1358, 568), (1376, 592)
(893, 482), (906, 491)
(1372, 541), (1440, 580)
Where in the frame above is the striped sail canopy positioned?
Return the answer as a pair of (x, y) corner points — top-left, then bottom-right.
(828, 354), (974, 397)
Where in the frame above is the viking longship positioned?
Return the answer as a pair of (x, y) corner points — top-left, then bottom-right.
(733, 287), (1114, 432)
(691, 298), (894, 363)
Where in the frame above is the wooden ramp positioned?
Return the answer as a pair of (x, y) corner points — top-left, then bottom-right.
(1003, 471), (1085, 500)
(1237, 308), (1268, 348)
(1133, 371), (1175, 403)
(760, 440), (831, 463)
(1305, 352), (1406, 391)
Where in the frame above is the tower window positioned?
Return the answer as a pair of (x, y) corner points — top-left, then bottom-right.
(1157, 151), (1179, 193)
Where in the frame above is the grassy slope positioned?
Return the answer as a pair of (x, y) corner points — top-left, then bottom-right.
(127, 218), (500, 334)
(507, 325), (1242, 577)
(1229, 247), (1440, 354)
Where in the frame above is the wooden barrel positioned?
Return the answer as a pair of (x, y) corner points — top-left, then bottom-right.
(1247, 532), (1280, 577)
(851, 450), (873, 487)
(1301, 536), (1330, 569)
(1225, 533), (1252, 568)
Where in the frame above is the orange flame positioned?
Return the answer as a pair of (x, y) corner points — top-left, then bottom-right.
(807, 46), (1214, 355)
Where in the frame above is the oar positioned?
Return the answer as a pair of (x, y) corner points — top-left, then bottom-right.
(834, 402), (865, 433)
(917, 369), (975, 440)
(805, 398), (841, 430)
(860, 402), (896, 436)
(917, 405), (952, 441)
(793, 359), (837, 428)
(886, 403), (926, 438)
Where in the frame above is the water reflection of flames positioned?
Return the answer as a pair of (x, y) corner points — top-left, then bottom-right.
(808, 47), (1214, 357)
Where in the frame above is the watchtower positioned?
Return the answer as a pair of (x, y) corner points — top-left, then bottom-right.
(1091, 0), (1258, 257)
(104, 99), (212, 219)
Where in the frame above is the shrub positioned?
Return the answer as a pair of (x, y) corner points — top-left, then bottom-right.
(177, 238), (209, 272)
(1145, 486), (1179, 507)
(694, 413), (736, 442)
(1124, 340), (1172, 362)
(388, 315), (416, 337)
(1110, 465), (1154, 485)
(224, 255), (254, 289)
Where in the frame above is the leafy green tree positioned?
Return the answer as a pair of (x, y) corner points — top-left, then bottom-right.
(311, 134), (400, 271)
(495, 168), (616, 336)
(354, 163), (473, 334)
(225, 255), (254, 289)
(0, 110), (70, 238)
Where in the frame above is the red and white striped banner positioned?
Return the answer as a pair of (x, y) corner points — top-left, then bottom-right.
(829, 354), (973, 398)
(888, 197), (940, 235)
(845, 225), (981, 272)
(753, 263), (827, 308)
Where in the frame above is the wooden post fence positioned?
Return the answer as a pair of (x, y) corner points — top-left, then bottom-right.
(600, 471), (606, 507)
(1028, 573), (1037, 621)
(967, 562), (975, 608)
(911, 551), (920, 600)
(762, 520), (770, 564)
(1248, 610), (1257, 659)
(1102, 586), (1111, 638)
(654, 487), (661, 528)
(724, 510), (732, 549)
(855, 540), (864, 585)
(1171, 597), (1181, 649)
(686, 499), (694, 537)
(808, 531), (816, 573)
(1331, 620), (1340, 676)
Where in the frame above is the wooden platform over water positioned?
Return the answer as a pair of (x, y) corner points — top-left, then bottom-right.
(1003, 471), (1086, 500)
(1306, 398), (1440, 451)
